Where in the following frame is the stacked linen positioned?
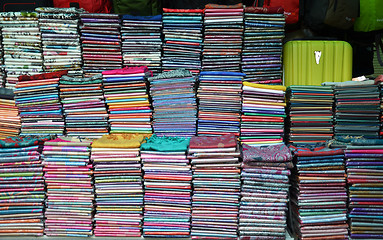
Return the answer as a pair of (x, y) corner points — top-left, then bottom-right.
(341, 137), (383, 239)
(0, 12), (43, 89)
(202, 3), (244, 72)
(91, 133), (150, 237)
(197, 71), (245, 136)
(162, 8), (203, 75)
(240, 143), (292, 239)
(59, 74), (108, 138)
(289, 145), (348, 240)
(240, 82), (286, 146)
(148, 69), (197, 137)
(121, 15), (162, 74)
(287, 85), (335, 145)
(0, 136), (51, 237)
(332, 80), (380, 138)
(36, 7), (84, 77)
(141, 135), (192, 238)
(188, 134), (241, 239)
(0, 26), (3, 87)
(80, 13), (122, 77)
(0, 88), (20, 138)
(102, 66), (153, 134)
(242, 6), (284, 84)
(381, 82), (383, 137)
(14, 70), (67, 136)
(43, 137), (94, 237)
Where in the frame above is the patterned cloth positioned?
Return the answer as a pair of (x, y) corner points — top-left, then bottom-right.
(242, 143), (292, 162)
(91, 133), (151, 148)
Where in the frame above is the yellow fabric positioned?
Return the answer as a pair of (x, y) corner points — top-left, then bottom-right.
(243, 81), (287, 91)
(91, 133), (152, 148)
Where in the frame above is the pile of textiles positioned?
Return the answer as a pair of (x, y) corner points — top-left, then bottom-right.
(59, 74), (108, 138)
(141, 135), (192, 238)
(197, 71), (244, 136)
(102, 66), (153, 134)
(287, 85), (334, 144)
(0, 136), (51, 237)
(202, 3), (243, 72)
(0, 12), (43, 89)
(14, 70), (67, 136)
(381, 82), (383, 137)
(0, 28), (3, 87)
(240, 82), (286, 146)
(242, 6), (284, 84)
(148, 69), (197, 137)
(121, 15), (162, 74)
(0, 88), (20, 138)
(92, 133), (150, 237)
(189, 134), (240, 239)
(36, 7), (84, 77)
(331, 80), (380, 138)
(289, 145), (348, 240)
(240, 143), (292, 239)
(80, 13), (122, 77)
(43, 137), (94, 237)
(338, 137), (383, 239)
(162, 8), (203, 75)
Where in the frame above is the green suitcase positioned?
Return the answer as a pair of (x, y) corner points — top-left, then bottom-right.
(283, 40), (353, 86)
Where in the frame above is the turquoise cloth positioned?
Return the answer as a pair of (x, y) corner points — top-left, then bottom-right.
(140, 134), (190, 152)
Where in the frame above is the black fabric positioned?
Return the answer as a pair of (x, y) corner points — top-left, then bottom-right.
(0, 0), (53, 11)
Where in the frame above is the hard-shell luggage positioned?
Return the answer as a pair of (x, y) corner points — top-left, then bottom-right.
(283, 40), (353, 86)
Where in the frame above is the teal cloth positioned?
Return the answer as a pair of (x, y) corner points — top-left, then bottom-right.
(140, 134), (190, 152)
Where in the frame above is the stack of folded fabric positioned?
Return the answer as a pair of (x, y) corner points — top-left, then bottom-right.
(80, 13), (122, 77)
(188, 134), (240, 239)
(381, 82), (383, 137)
(0, 136), (51, 237)
(141, 135), (192, 238)
(36, 7), (84, 77)
(202, 3), (243, 72)
(340, 137), (383, 240)
(14, 70), (67, 136)
(332, 80), (380, 138)
(287, 85), (335, 145)
(148, 69), (197, 137)
(92, 133), (150, 237)
(197, 71), (244, 136)
(102, 66), (153, 134)
(59, 74), (108, 138)
(0, 12), (43, 89)
(162, 8), (203, 75)
(289, 145), (348, 240)
(121, 15), (162, 74)
(43, 137), (94, 237)
(241, 6), (284, 84)
(240, 82), (286, 146)
(240, 143), (292, 239)
(0, 88), (20, 138)
(0, 28), (3, 87)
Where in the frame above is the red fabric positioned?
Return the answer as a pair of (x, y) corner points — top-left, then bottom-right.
(163, 8), (203, 13)
(18, 70), (68, 81)
(262, 0), (299, 24)
(245, 6), (284, 14)
(53, 0), (112, 13)
(189, 134), (237, 149)
(204, 3), (243, 9)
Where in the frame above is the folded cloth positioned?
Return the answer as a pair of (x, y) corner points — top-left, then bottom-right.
(244, 6), (284, 13)
(140, 134), (190, 152)
(189, 134), (237, 149)
(18, 70), (68, 81)
(242, 143), (292, 162)
(122, 14), (162, 21)
(91, 133), (152, 148)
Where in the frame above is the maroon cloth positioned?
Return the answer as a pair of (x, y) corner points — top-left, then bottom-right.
(189, 134), (237, 149)
(290, 145), (344, 157)
(245, 6), (284, 13)
(18, 70), (68, 81)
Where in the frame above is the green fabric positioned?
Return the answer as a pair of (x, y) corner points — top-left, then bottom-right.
(140, 134), (190, 152)
(112, 0), (161, 16)
(354, 0), (383, 32)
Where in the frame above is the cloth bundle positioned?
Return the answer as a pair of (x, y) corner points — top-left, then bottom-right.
(148, 69), (197, 137)
(162, 8), (203, 75)
(202, 4), (243, 72)
(43, 137), (94, 237)
(59, 74), (108, 138)
(103, 66), (153, 134)
(14, 70), (67, 136)
(141, 135), (192, 237)
(92, 133), (150, 237)
(240, 82), (286, 146)
(189, 134), (241, 239)
(80, 13), (122, 77)
(0, 12), (43, 89)
(287, 85), (335, 144)
(36, 7), (84, 77)
(240, 143), (292, 239)
(197, 71), (244, 136)
(121, 15), (162, 74)
(241, 7), (284, 84)
(0, 89), (20, 138)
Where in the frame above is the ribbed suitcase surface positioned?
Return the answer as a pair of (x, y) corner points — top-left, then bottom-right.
(283, 40), (353, 86)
